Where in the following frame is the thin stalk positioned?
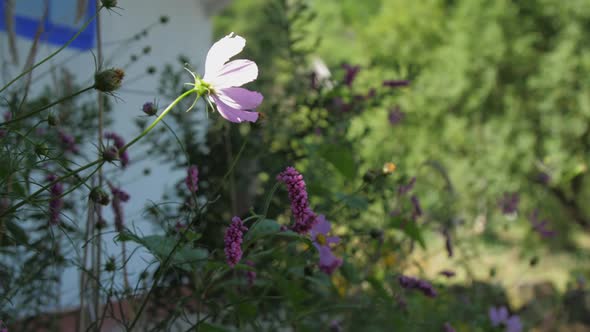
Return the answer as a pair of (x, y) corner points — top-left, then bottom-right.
(0, 86), (94, 126)
(120, 89), (196, 153)
(0, 159), (102, 218)
(94, 2), (105, 329)
(127, 135), (250, 330)
(0, 9), (101, 94)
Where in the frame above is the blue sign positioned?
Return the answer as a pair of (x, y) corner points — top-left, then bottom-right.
(0, 0), (95, 50)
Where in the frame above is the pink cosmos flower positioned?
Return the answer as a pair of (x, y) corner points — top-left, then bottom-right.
(201, 33), (263, 123)
(310, 215), (342, 275)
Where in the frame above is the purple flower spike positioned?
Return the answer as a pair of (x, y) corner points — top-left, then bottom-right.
(498, 192), (519, 215)
(398, 275), (437, 298)
(398, 177), (416, 196)
(46, 174), (63, 225)
(109, 184), (130, 232)
(202, 33), (263, 123)
(439, 270), (456, 278)
(342, 63), (360, 87)
(529, 209), (556, 238)
(277, 167), (318, 234)
(382, 79), (410, 88)
(388, 106), (405, 125)
(443, 322), (456, 332)
(224, 216), (248, 267)
(185, 165), (199, 193)
(443, 229), (453, 257)
(58, 130), (79, 154)
(536, 171), (551, 185)
(310, 215), (342, 275)
(410, 195), (422, 219)
(104, 132), (129, 168)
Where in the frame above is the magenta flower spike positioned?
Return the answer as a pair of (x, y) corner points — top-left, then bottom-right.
(199, 33), (263, 123)
(185, 165), (199, 193)
(224, 216), (248, 267)
(277, 166), (318, 234)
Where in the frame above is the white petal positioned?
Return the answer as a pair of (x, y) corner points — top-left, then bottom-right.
(215, 87), (263, 110)
(208, 60), (258, 88)
(210, 95), (259, 123)
(204, 33), (246, 80)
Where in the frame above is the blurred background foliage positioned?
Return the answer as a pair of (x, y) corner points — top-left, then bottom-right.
(209, 0), (590, 330)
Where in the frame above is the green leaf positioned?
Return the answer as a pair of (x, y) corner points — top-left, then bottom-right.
(116, 232), (208, 271)
(245, 219), (281, 241)
(237, 302), (258, 322)
(4, 220), (28, 245)
(199, 322), (231, 332)
(334, 192), (369, 210)
(318, 144), (357, 180)
(390, 217), (426, 249)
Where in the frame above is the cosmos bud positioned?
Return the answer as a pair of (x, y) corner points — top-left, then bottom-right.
(102, 146), (119, 162)
(94, 68), (124, 93)
(101, 0), (117, 8)
(47, 114), (59, 126)
(90, 187), (110, 206)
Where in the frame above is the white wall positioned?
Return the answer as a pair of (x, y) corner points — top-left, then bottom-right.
(1, 0), (229, 313)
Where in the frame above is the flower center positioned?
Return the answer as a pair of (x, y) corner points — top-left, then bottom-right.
(193, 78), (212, 97)
(316, 233), (327, 246)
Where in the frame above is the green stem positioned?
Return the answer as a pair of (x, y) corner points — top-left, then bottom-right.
(120, 89), (196, 153)
(0, 10), (102, 94)
(0, 86), (94, 126)
(0, 159), (102, 218)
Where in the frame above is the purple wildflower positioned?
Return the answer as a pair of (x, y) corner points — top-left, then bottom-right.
(398, 177), (416, 195)
(443, 228), (453, 257)
(310, 215), (342, 275)
(439, 270), (456, 278)
(489, 306), (522, 332)
(224, 216), (248, 267)
(185, 165), (199, 193)
(310, 72), (319, 90)
(410, 195), (422, 219)
(536, 172), (551, 185)
(174, 221), (187, 233)
(202, 33), (263, 123)
(443, 322), (456, 332)
(342, 63), (360, 87)
(331, 97), (352, 113)
(104, 132), (129, 168)
(382, 79), (410, 88)
(329, 320), (343, 332)
(388, 106), (405, 125)
(46, 174), (63, 225)
(398, 275), (437, 298)
(498, 192), (519, 215)
(366, 88), (376, 100)
(277, 167), (318, 234)
(529, 209), (556, 238)
(58, 129), (79, 154)
(142, 102), (157, 116)
(109, 184), (130, 232)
